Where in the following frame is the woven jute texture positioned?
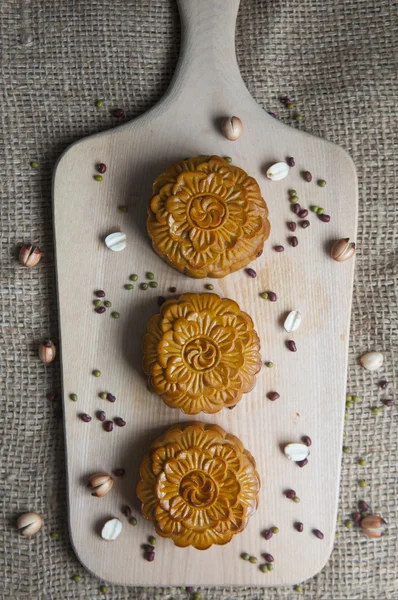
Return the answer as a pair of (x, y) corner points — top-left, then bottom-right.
(1, 0), (397, 598)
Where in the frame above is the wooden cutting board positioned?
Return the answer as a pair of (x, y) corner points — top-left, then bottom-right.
(53, 0), (357, 587)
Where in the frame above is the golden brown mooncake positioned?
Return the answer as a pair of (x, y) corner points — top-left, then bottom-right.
(147, 155), (270, 278)
(136, 422), (260, 550)
(142, 293), (262, 414)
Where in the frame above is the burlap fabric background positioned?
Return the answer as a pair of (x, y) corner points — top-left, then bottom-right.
(1, 0), (397, 598)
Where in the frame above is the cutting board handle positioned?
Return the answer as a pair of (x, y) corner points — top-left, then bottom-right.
(171, 0), (250, 101)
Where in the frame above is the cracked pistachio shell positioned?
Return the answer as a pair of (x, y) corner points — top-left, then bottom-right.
(284, 311), (302, 333)
(360, 351), (383, 371)
(331, 238), (356, 262)
(284, 443), (310, 462)
(360, 515), (387, 539)
(266, 162), (290, 181)
(17, 512), (43, 537)
(105, 232), (127, 252)
(101, 518), (122, 541)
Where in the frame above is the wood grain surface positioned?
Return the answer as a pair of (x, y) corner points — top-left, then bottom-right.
(53, 0), (357, 586)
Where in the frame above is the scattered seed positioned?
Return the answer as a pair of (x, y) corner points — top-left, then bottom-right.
(104, 300), (112, 307)
(287, 157), (295, 167)
(297, 458), (308, 468)
(113, 108), (125, 118)
(287, 102), (295, 109)
(342, 446), (351, 454)
(379, 380), (389, 390)
(360, 351), (384, 371)
(304, 171), (312, 182)
(352, 512), (362, 524)
(93, 369), (101, 377)
(205, 283), (214, 290)
(148, 535), (156, 546)
(300, 220), (310, 228)
(359, 479), (367, 488)
(265, 362), (274, 368)
(118, 205), (128, 212)
(267, 563), (274, 571)
(346, 400), (353, 408)
(224, 156), (232, 163)
(94, 175), (103, 182)
(169, 286), (177, 293)
(146, 272), (155, 280)
(267, 391), (280, 401)
(94, 299), (103, 307)
(69, 393), (78, 402)
(284, 311), (302, 333)
(97, 163), (107, 174)
(268, 291), (277, 302)
(317, 207), (325, 215)
(289, 189), (298, 197)
(97, 411), (106, 422)
(359, 500), (370, 512)
(95, 306), (106, 314)
(266, 162), (290, 181)
(80, 414), (92, 423)
(291, 196), (300, 204)
(280, 96), (290, 105)
(114, 417), (126, 427)
(295, 522), (304, 532)
(98, 392), (107, 400)
(95, 290), (106, 298)
(293, 496), (301, 503)
(241, 552), (250, 561)
(104, 421), (114, 432)
(285, 489), (296, 499)
(313, 529), (324, 539)
(263, 552), (274, 563)
(30, 161), (40, 169)
(249, 556), (258, 564)
(95, 99), (104, 108)
(129, 516), (138, 526)
(352, 395), (359, 403)
(50, 531), (59, 539)
(145, 550), (155, 562)
(295, 585), (304, 593)
(141, 283), (148, 290)
(125, 284), (133, 290)
(271, 526), (279, 534)
(246, 268), (257, 278)
(292, 203), (301, 215)
(302, 435), (312, 447)
(193, 594), (201, 600)
(287, 340), (297, 352)
(260, 292), (269, 300)
(122, 505), (132, 518)
(318, 179), (327, 187)
(295, 114), (303, 122)
(274, 245), (285, 252)
(297, 209), (308, 219)
(111, 312), (120, 320)
(358, 458), (366, 466)
(100, 585), (108, 594)
(311, 206), (319, 213)
(72, 575), (82, 583)
(259, 564), (268, 573)
(289, 236), (299, 247)
(288, 222), (297, 232)
(263, 529), (273, 540)
(113, 468), (125, 477)
(107, 393), (116, 402)
(371, 407), (381, 414)
(383, 399), (394, 407)
(130, 274), (138, 281)
(345, 520), (353, 529)
(319, 214), (331, 223)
